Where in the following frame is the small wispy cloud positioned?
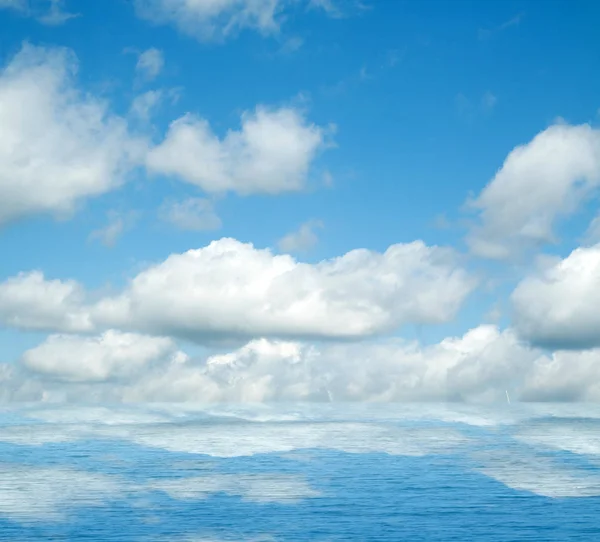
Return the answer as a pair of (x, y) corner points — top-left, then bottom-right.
(159, 198), (222, 231)
(481, 91), (498, 111)
(0, 0), (78, 25)
(135, 48), (164, 82)
(456, 91), (498, 121)
(88, 211), (139, 248)
(478, 12), (524, 40)
(277, 219), (323, 253)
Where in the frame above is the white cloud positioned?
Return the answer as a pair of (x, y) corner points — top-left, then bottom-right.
(88, 210), (139, 247)
(521, 348), (600, 402)
(0, 271), (92, 332)
(277, 219), (322, 253)
(159, 197), (222, 231)
(0, 44), (144, 225)
(2, 323), (551, 404)
(511, 244), (600, 349)
(21, 331), (177, 382)
(466, 123), (600, 259)
(0, 0), (77, 25)
(135, 47), (164, 81)
(91, 237), (474, 341)
(133, 0), (285, 41)
(36, 0), (78, 25)
(146, 106), (326, 195)
(130, 89), (163, 121)
(0, 239), (474, 341)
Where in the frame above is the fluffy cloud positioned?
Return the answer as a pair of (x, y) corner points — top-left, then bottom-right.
(6, 321), (600, 403)
(159, 197), (222, 231)
(521, 348), (600, 402)
(0, 271), (92, 332)
(0, 44), (144, 225)
(0, 239), (473, 341)
(277, 219), (323, 253)
(135, 47), (164, 81)
(512, 244), (600, 349)
(466, 123), (600, 259)
(0, 324), (548, 403)
(20, 331), (178, 382)
(146, 106), (326, 195)
(133, 0), (286, 41)
(92, 238), (474, 341)
(0, 239), (474, 341)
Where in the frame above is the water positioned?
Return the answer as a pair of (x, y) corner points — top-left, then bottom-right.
(0, 403), (599, 541)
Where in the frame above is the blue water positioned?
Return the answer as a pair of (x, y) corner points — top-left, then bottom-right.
(1, 403), (599, 541)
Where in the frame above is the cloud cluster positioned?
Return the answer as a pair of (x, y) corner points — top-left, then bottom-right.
(21, 331), (177, 382)
(0, 44), (144, 225)
(133, 0), (287, 41)
(466, 123), (600, 259)
(512, 244), (600, 350)
(0, 238), (475, 341)
(6, 322), (600, 403)
(0, 44), (329, 227)
(0, 271), (91, 333)
(147, 107), (327, 195)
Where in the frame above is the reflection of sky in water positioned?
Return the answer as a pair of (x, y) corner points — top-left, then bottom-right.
(1, 404), (600, 541)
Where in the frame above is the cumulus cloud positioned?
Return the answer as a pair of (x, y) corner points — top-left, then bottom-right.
(277, 219), (323, 253)
(159, 197), (222, 231)
(2, 324), (544, 403)
(0, 44), (145, 225)
(135, 47), (164, 81)
(466, 123), (600, 259)
(0, 271), (92, 333)
(146, 106), (327, 195)
(91, 238), (474, 341)
(21, 331), (178, 382)
(6, 321), (600, 402)
(521, 348), (600, 402)
(133, 0), (286, 41)
(0, 238), (473, 341)
(511, 244), (600, 349)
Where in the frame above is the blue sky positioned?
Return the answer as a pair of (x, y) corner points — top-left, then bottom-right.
(1, 0), (600, 402)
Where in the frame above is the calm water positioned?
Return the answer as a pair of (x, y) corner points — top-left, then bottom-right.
(1, 403), (599, 541)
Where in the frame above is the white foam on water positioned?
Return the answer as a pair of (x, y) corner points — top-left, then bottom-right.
(22, 405), (172, 425)
(149, 473), (319, 504)
(0, 466), (126, 523)
(513, 421), (600, 464)
(95, 421), (469, 458)
(473, 449), (600, 498)
(0, 424), (86, 445)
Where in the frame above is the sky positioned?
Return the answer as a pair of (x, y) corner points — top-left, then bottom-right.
(1, 0), (600, 402)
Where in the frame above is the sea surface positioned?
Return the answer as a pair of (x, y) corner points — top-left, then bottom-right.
(1, 403), (599, 541)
